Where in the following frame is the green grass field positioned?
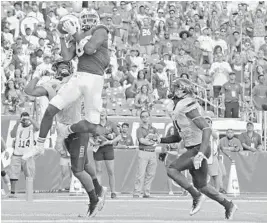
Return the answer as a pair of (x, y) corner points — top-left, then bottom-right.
(2, 193), (267, 223)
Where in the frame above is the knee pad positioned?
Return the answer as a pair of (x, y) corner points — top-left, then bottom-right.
(1, 170), (6, 177)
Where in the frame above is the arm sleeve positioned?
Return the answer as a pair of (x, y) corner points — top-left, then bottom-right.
(160, 125), (182, 144)
(84, 28), (108, 55)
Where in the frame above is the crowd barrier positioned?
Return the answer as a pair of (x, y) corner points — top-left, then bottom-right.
(1, 115), (266, 193)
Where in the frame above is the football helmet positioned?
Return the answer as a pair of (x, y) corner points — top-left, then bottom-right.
(52, 59), (73, 81)
(171, 78), (195, 99)
(80, 8), (100, 31)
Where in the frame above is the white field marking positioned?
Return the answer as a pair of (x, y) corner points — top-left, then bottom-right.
(154, 206), (267, 216)
(2, 199), (267, 203)
(1, 221), (259, 223)
(1, 214), (151, 217)
(57, 195), (267, 199)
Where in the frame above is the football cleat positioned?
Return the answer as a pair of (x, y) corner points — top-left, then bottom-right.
(98, 187), (107, 211)
(225, 201), (238, 220)
(190, 194), (206, 216)
(87, 198), (102, 217)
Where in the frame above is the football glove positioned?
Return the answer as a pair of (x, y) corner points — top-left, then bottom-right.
(193, 152), (207, 169)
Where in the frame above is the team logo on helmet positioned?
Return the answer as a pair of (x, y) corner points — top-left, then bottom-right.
(80, 9), (100, 31)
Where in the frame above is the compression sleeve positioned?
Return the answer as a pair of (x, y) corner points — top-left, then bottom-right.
(160, 125), (182, 144)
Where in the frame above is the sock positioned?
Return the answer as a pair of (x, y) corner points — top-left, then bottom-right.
(93, 179), (102, 195)
(36, 137), (46, 149)
(187, 185), (201, 198)
(219, 198), (232, 208)
(68, 125), (74, 135)
(88, 189), (99, 204)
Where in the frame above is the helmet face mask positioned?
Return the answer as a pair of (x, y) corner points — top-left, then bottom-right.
(52, 61), (72, 81)
(172, 78), (194, 100)
(80, 9), (100, 31)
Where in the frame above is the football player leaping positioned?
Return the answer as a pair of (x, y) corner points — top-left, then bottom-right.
(24, 59), (107, 217)
(157, 78), (237, 220)
(24, 7), (110, 160)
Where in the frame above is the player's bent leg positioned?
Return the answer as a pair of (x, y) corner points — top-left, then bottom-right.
(192, 159), (237, 220)
(166, 150), (201, 199)
(69, 120), (105, 136)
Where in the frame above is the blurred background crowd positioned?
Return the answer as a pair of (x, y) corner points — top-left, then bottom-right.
(1, 1), (267, 120)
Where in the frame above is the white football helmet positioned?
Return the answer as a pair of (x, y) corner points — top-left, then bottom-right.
(80, 8), (100, 31)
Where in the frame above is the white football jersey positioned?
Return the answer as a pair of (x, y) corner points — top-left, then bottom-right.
(171, 97), (204, 147)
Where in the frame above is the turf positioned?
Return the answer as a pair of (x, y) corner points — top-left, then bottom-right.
(2, 193), (267, 223)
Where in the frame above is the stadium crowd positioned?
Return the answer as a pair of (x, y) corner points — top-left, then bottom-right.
(1, 1), (267, 119)
(1, 1), (267, 200)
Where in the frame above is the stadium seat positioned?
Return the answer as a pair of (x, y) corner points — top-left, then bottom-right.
(116, 107), (132, 116)
(153, 104), (166, 111)
(150, 109), (166, 117)
(106, 108), (116, 116)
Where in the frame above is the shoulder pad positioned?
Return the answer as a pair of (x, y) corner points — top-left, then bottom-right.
(175, 97), (199, 114)
(91, 24), (109, 35)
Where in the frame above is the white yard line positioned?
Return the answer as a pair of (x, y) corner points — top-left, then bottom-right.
(1, 220), (259, 223)
(2, 199), (267, 203)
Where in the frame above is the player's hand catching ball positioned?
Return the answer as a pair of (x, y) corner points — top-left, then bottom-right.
(193, 152), (207, 169)
(63, 20), (77, 36)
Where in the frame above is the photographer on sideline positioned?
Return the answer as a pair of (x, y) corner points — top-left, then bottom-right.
(8, 112), (39, 198)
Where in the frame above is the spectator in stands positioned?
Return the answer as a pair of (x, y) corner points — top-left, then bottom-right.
(134, 84), (154, 116)
(133, 110), (158, 198)
(198, 27), (213, 64)
(209, 53), (232, 99)
(9, 112), (39, 198)
(238, 122), (263, 152)
(139, 17), (154, 56)
(132, 70), (152, 94)
(28, 3), (44, 23)
(252, 9), (266, 53)
(93, 109), (121, 199)
(218, 129), (243, 153)
(259, 35), (267, 56)
(153, 80), (168, 102)
(117, 123), (134, 149)
(4, 80), (24, 113)
(127, 20), (140, 47)
(221, 72), (244, 118)
(252, 74), (267, 110)
(118, 1), (131, 44)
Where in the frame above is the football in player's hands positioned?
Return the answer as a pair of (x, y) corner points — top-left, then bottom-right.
(57, 20), (70, 34)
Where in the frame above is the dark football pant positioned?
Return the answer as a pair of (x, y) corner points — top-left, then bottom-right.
(167, 145), (228, 206)
(64, 133), (89, 173)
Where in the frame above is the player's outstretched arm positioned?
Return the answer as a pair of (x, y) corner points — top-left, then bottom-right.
(159, 124), (182, 144)
(60, 37), (76, 61)
(186, 108), (211, 155)
(24, 77), (48, 98)
(83, 28), (108, 55)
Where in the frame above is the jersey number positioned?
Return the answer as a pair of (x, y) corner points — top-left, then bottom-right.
(142, 29), (151, 36)
(18, 140), (30, 148)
